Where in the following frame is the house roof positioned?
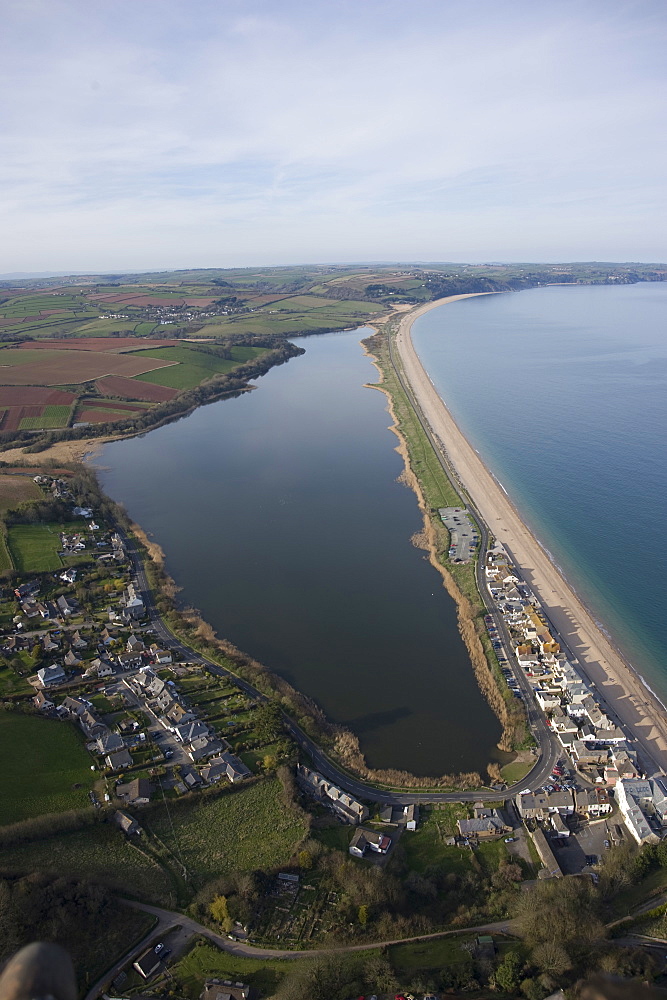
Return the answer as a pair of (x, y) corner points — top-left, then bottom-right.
(117, 777), (151, 802)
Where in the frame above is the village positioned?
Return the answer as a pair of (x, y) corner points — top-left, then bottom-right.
(3, 474), (667, 1000)
(484, 543), (667, 855)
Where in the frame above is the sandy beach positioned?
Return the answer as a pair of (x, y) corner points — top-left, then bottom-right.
(395, 294), (667, 775)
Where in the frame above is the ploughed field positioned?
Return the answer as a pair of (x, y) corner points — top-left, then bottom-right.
(0, 339), (265, 432)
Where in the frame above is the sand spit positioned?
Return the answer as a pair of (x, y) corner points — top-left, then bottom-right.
(362, 336), (515, 754)
(394, 295), (667, 773)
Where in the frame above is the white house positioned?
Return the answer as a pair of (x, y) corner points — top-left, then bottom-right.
(37, 663), (66, 687)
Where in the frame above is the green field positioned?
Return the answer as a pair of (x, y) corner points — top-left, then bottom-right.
(171, 940), (310, 1000)
(75, 318), (139, 335)
(0, 711), (96, 825)
(134, 345), (240, 390)
(388, 935), (474, 979)
(146, 778), (307, 884)
(0, 666), (32, 698)
(0, 824), (176, 905)
(500, 759), (533, 783)
(7, 523), (64, 572)
(401, 806), (472, 875)
(19, 404), (72, 430)
(228, 344), (265, 362)
(0, 348), (72, 365)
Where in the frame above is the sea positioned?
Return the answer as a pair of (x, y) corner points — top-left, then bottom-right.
(412, 281), (667, 702)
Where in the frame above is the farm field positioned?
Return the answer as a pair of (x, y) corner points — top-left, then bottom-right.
(17, 337), (181, 352)
(19, 404), (72, 429)
(95, 374), (178, 401)
(0, 711), (96, 825)
(7, 520), (88, 573)
(0, 349), (176, 386)
(0, 824), (175, 905)
(0, 386), (76, 433)
(76, 398), (153, 425)
(0, 474), (41, 510)
(146, 778), (307, 885)
(134, 344), (246, 390)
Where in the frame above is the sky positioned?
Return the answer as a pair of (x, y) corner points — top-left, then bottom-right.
(1, 0), (666, 272)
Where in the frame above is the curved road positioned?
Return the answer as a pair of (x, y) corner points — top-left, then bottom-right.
(85, 898), (515, 1000)
(123, 528), (558, 804)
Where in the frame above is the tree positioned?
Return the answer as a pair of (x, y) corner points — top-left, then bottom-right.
(515, 875), (605, 960)
(532, 941), (571, 977)
(494, 950), (523, 993)
(209, 894), (233, 932)
(363, 955), (398, 994)
(298, 850), (312, 871)
(521, 977), (547, 1000)
(253, 701), (283, 743)
(358, 904), (368, 926)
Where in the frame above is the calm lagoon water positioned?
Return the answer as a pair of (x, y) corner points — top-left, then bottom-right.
(413, 282), (667, 699)
(97, 327), (502, 776)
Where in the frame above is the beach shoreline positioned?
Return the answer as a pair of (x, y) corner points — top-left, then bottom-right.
(393, 294), (667, 775)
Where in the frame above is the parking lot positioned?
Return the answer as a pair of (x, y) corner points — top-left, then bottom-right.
(438, 506), (477, 563)
(552, 816), (619, 875)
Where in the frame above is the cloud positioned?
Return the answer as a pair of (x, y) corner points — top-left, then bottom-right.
(1, 0), (666, 268)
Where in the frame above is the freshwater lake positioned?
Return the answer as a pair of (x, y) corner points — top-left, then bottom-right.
(413, 282), (667, 702)
(97, 327), (502, 777)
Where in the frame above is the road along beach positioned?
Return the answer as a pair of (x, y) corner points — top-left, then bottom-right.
(394, 294), (667, 775)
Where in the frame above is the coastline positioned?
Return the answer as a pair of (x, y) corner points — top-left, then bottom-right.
(394, 294), (667, 773)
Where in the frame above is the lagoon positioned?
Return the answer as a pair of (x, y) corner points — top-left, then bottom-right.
(97, 327), (502, 777)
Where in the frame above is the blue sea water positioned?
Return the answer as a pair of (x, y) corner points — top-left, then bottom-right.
(412, 282), (667, 700)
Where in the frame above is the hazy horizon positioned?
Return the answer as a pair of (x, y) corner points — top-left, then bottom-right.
(2, 0), (666, 272)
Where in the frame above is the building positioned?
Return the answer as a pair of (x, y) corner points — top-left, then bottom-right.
(106, 749), (133, 771)
(37, 664), (66, 687)
(616, 777), (667, 845)
(575, 788), (612, 818)
(200, 980), (251, 1000)
(296, 764), (368, 825)
(458, 804), (510, 839)
(123, 583), (145, 619)
(116, 777), (152, 805)
(33, 691), (54, 712)
(349, 827), (391, 858)
(114, 810), (141, 836)
(133, 949), (161, 979)
(516, 789), (574, 821)
(404, 804), (419, 831)
(531, 827), (562, 878)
